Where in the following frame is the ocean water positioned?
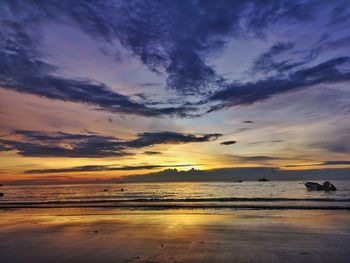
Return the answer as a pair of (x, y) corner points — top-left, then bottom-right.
(1, 181), (350, 210)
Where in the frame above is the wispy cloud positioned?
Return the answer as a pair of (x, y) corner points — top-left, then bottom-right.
(284, 161), (350, 167)
(311, 132), (350, 154)
(208, 57), (350, 112)
(2, 0), (344, 108)
(230, 155), (288, 162)
(25, 164), (194, 174)
(0, 130), (222, 157)
(0, 37), (193, 117)
(220, 140), (237, 145)
(251, 41), (297, 74)
(143, 151), (162, 155)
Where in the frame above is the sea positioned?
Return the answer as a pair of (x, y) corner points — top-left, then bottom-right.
(1, 180), (350, 210)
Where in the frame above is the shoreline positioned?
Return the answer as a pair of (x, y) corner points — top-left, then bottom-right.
(1, 205), (350, 210)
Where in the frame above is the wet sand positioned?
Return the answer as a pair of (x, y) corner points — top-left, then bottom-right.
(0, 208), (350, 262)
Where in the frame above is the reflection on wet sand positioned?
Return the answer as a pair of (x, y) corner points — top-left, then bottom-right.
(1, 208), (350, 262)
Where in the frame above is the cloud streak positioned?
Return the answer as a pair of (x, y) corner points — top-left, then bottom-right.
(0, 34), (192, 117)
(143, 151), (162, 155)
(285, 161), (350, 167)
(25, 164), (194, 174)
(220, 140), (237, 145)
(208, 57), (350, 111)
(251, 41), (296, 74)
(231, 155), (287, 162)
(1, 0), (336, 102)
(0, 130), (222, 158)
(1, 0), (350, 118)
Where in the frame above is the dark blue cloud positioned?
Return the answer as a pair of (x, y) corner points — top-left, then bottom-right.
(0, 0), (322, 97)
(230, 155), (288, 161)
(246, 140), (284, 146)
(316, 161), (350, 165)
(0, 132), (128, 158)
(25, 164), (193, 174)
(0, 130), (222, 157)
(220, 140), (237, 145)
(127, 131), (222, 148)
(143, 151), (162, 155)
(242, 156), (283, 161)
(11, 130), (116, 141)
(66, 0), (320, 95)
(251, 42), (296, 74)
(0, 35), (192, 117)
(285, 161), (350, 167)
(208, 57), (350, 111)
(329, 1), (350, 26)
(312, 134), (350, 154)
(1, 0), (349, 115)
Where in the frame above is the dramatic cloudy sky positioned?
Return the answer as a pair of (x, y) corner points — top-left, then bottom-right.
(0, 0), (349, 182)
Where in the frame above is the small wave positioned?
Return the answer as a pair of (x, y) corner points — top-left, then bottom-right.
(0, 203), (349, 210)
(0, 197), (350, 210)
(1, 196), (350, 205)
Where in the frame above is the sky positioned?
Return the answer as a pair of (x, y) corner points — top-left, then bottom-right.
(0, 0), (349, 183)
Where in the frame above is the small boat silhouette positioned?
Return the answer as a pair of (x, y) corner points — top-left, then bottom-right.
(304, 181), (337, 191)
(258, 178), (269, 182)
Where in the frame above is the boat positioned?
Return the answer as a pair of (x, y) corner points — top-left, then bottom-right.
(258, 178), (269, 182)
(304, 182), (323, 190)
(304, 181), (337, 191)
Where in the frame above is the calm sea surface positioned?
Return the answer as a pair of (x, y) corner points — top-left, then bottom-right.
(1, 181), (350, 210)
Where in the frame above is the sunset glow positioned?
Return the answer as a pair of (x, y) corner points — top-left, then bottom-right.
(0, 0), (349, 184)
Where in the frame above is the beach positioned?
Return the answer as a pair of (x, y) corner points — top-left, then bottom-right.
(1, 208), (350, 263)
